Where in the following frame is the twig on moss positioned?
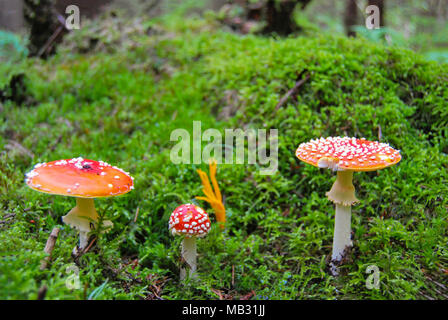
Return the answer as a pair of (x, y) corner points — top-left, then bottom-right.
(37, 25), (64, 58)
(0, 213), (16, 227)
(40, 227), (60, 270)
(210, 288), (224, 300)
(82, 237), (97, 254)
(275, 73), (310, 111)
(5, 140), (34, 159)
(240, 290), (256, 300)
(37, 285), (47, 300)
(133, 207), (140, 223)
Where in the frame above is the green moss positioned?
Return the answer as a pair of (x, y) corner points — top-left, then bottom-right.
(0, 16), (447, 300)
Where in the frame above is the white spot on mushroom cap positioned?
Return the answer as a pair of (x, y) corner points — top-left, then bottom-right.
(55, 160), (68, 166)
(168, 204), (210, 237)
(296, 136), (401, 169)
(25, 170), (39, 178)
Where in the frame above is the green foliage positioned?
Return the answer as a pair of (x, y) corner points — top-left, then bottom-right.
(0, 14), (447, 300)
(0, 30), (28, 63)
(0, 31), (30, 105)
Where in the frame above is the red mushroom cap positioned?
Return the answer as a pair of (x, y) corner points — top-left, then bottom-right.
(169, 204), (211, 238)
(296, 137), (401, 172)
(25, 157), (134, 198)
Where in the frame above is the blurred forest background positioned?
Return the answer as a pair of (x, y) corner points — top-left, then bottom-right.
(1, 0), (448, 62)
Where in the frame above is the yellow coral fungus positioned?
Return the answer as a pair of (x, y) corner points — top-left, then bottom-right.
(196, 159), (226, 229)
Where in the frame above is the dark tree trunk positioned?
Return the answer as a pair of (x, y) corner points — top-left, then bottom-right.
(368, 0), (385, 27)
(262, 0), (312, 36)
(24, 0), (58, 58)
(344, 0), (358, 37)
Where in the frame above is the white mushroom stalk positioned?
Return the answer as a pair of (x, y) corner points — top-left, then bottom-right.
(325, 170), (358, 263)
(180, 236), (197, 280)
(62, 198), (113, 250)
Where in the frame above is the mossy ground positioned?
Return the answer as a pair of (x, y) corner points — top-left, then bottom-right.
(1, 13), (447, 300)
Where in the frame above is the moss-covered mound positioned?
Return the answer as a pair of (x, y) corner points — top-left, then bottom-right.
(1, 17), (447, 299)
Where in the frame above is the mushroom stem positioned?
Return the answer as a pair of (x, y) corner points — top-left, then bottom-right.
(326, 170), (358, 267)
(332, 203), (352, 262)
(326, 170), (358, 206)
(180, 236), (197, 280)
(62, 198), (112, 250)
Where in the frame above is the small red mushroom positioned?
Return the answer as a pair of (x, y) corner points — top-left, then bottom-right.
(296, 137), (401, 274)
(25, 157), (134, 253)
(169, 204), (211, 280)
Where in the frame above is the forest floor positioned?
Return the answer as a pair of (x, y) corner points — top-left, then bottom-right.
(1, 10), (447, 299)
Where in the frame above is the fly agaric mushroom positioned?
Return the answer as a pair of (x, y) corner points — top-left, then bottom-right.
(25, 157), (134, 252)
(169, 204), (211, 280)
(296, 137), (401, 273)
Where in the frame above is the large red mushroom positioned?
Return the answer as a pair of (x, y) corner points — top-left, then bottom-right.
(296, 137), (401, 274)
(25, 157), (134, 253)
